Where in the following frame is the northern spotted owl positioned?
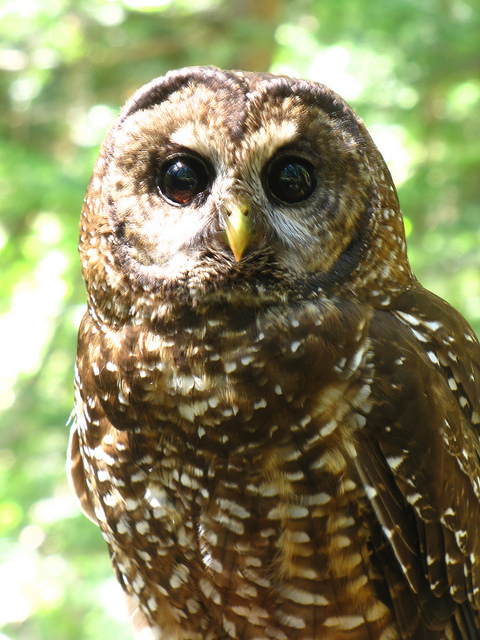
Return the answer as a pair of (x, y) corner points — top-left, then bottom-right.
(68, 66), (480, 640)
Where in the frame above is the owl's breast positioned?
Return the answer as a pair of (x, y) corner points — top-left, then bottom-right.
(76, 297), (398, 638)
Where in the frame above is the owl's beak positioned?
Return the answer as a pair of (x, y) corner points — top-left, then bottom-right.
(225, 201), (252, 262)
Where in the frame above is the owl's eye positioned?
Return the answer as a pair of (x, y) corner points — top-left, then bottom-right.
(157, 157), (210, 205)
(265, 157), (316, 204)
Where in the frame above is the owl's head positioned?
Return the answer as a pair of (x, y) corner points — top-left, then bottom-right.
(80, 66), (413, 321)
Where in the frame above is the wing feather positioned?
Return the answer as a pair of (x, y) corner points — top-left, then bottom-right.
(67, 417), (98, 524)
(356, 287), (480, 637)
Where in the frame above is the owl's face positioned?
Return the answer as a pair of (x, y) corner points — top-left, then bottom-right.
(81, 67), (411, 316)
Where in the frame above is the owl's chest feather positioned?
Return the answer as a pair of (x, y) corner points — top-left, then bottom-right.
(77, 300), (395, 639)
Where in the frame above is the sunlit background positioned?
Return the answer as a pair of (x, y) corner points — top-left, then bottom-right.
(1, 0), (479, 638)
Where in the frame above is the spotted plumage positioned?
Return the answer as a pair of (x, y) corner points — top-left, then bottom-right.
(68, 66), (480, 640)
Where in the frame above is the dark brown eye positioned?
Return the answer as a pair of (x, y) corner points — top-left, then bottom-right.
(265, 156), (315, 204)
(157, 157), (210, 205)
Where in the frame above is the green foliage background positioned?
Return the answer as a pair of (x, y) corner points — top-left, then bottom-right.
(0, 1), (479, 638)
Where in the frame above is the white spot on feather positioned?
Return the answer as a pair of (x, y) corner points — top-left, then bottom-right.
(411, 327), (428, 342)
(135, 520), (149, 535)
(284, 587), (328, 606)
(320, 420), (337, 437)
(282, 613), (306, 629)
(386, 455), (404, 470)
(291, 340), (301, 353)
(323, 615), (364, 630)
(395, 311), (421, 325)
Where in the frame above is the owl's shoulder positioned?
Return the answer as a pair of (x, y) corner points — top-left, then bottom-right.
(370, 286), (480, 414)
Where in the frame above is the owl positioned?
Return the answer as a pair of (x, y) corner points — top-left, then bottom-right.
(68, 66), (480, 640)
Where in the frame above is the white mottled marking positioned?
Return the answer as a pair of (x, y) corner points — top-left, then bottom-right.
(290, 531), (310, 543)
(411, 328), (428, 342)
(137, 550), (151, 562)
(223, 616), (236, 638)
(282, 448), (301, 462)
(199, 578), (221, 604)
(386, 455), (404, 470)
(335, 535), (351, 548)
(323, 615), (364, 629)
(94, 504), (106, 522)
(125, 497), (140, 511)
(382, 525), (393, 540)
(284, 587), (329, 606)
(406, 493), (422, 505)
(132, 575), (145, 593)
(310, 454), (328, 470)
(135, 520), (149, 535)
(93, 446), (115, 465)
(422, 319), (443, 331)
(343, 479), (356, 491)
(218, 498), (250, 519)
(209, 558), (224, 574)
(97, 469), (111, 483)
(231, 605), (269, 624)
(366, 601), (389, 622)
(267, 504), (308, 520)
(320, 420), (337, 437)
(345, 442), (357, 458)
(180, 473), (200, 490)
(365, 485), (377, 499)
(282, 613), (306, 629)
(396, 311), (420, 325)
(186, 598), (200, 614)
(356, 413), (367, 427)
(285, 470), (304, 481)
(116, 520), (130, 535)
(447, 377), (458, 391)
(103, 492), (117, 507)
(208, 396), (220, 408)
(235, 583), (258, 598)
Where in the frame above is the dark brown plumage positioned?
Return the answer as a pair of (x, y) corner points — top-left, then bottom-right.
(68, 66), (480, 640)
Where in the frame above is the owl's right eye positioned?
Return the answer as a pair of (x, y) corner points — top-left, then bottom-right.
(157, 157), (210, 205)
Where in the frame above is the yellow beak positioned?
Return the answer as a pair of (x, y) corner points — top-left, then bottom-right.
(225, 201), (252, 262)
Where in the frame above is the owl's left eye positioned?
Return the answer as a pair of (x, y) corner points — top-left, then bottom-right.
(157, 156), (210, 205)
(264, 156), (316, 204)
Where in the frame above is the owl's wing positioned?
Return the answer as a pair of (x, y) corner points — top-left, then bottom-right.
(67, 416), (98, 524)
(68, 409), (157, 640)
(125, 593), (157, 640)
(355, 287), (480, 638)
